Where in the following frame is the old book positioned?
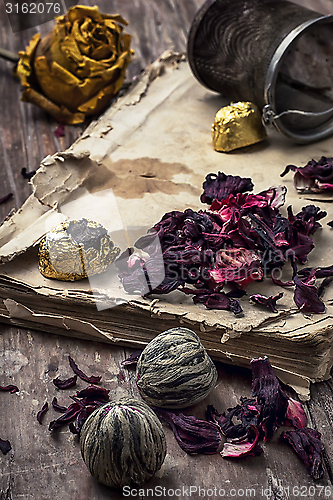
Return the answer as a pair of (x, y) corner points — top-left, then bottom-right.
(1, 51), (333, 400)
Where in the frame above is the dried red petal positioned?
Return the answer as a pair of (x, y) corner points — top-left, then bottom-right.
(0, 193), (13, 205)
(75, 385), (110, 403)
(293, 270), (325, 314)
(53, 375), (77, 389)
(201, 172), (254, 205)
(156, 409), (222, 454)
(249, 292), (283, 313)
(48, 402), (81, 431)
(285, 397), (307, 429)
(21, 167), (36, 180)
(37, 401), (49, 424)
(221, 425), (262, 458)
(121, 350), (142, 366)
(52, 397), (68, 413)
(280, 427), (325, 479)
(54, 124), (65, 138)
(69, 405), (97, 434)
(0, 438), (11, 455)
(206, 398), (260, 440)
(68, 356), (102, 384)
(251, 357), (289, 440)
(281, 156), (333, 193)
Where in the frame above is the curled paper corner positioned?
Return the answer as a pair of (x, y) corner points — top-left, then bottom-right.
(123, 50), (186, 106)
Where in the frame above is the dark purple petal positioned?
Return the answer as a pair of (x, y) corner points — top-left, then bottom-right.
(156, 409), (222, 454)
(52, 397), (68, 413)
(0, 438), (11, 455)
(318, 276), (333, 298)
(249, 292), (283, 313)
(75, 385), (110, 402)
(48, 402), (81, 431)
(0, 384), (19, 393)
(182, 288), (243, 315)
(53, 375), (77, 389)
(37, 401), (49, 424)
(68, 356), (102, 384)
(0, 193), (13, 204)
(285, 398), (307, 429)
(121, 350), (143, 366)
(281, 156), (333, 193)
(69, 405), (97, 434)
(298, 264), (333, 279)
(206, 398), (260, 440)
(21, 167), (36, 180)
(221, 425), (262, 458)
(201, 172), (254, 205)
(280, 427), (325, 479)
(293, 271), (325, 314)
(251, 357), (289, 440)
(54, 124), (65, 137)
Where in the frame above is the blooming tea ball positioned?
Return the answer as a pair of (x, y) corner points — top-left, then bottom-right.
(80, 397), (166, 488)
(136, 327), (218, 409)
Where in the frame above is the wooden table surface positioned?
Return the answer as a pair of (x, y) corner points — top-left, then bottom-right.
(1, 0), (333, 499)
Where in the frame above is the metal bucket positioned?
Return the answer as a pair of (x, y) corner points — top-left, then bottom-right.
(187, 0), (333, 143)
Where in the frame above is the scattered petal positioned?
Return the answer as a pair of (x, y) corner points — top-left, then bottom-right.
(21, 167), (36, 180)
(52, 397), (68, 413)
(201, 171), (254, 205)
(249, 292), (283, 313)
(49, 402), (81, 431)
(281, 156), (333, 193)
(0, 438), (11, 455)
(54, 124), (65, 137)
(221, 425), (262, 458)
(121, 350), (142, 366)
(285, 398), (307, 429)
(251, 357), (289, 440)
(68, 356), (102, 384)
(156, 409), (222, 454)
(53, 375), (77, 389)
(37, 401), (49, 424)
(0, 384), (19, 393)
(293, 270), (325, 314)
(75, 385), (109, 402)
(0, 193), (13, 204)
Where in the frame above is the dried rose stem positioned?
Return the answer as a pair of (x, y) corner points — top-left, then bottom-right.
(0, 48), (19, 63)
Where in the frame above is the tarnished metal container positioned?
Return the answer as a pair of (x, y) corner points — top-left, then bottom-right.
(187, 0), (333, 143)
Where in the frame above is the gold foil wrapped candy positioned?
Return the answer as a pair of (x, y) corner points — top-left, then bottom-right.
(38, 218), (120, 281)
(212, 101), (267, 152)
(15, 5), (133, 124)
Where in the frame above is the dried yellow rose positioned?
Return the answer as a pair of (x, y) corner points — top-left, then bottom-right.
(15, 5), (133, 124)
